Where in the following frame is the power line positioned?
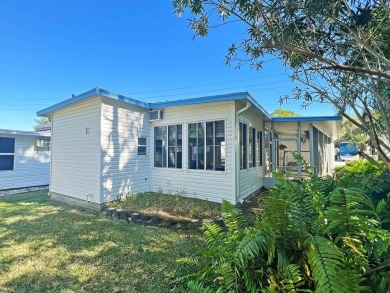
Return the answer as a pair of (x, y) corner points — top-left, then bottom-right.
(123, 73), (288, 95)
(0, 78), (293, 108)
(149, 83), (294, 101)
(0, 72), (290, 102)
(0, 83), (295, 112)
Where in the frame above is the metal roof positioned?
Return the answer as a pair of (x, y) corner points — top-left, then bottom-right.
(36, 87), (340, 122)
(272, 116), (342, 122)
(36, 87), (273, 119)
(0, 129), (50, 137)
(37, 88), (149, 116)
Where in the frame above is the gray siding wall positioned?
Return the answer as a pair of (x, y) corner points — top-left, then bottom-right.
(237, 102), (265, 200)
(100, 99), (150, 203)
(149, 101), (236, 203)
(50, 97), (102, 203)
(0, 134), (50, 190)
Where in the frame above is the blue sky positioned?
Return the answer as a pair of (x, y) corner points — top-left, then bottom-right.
(0, 1), (336, 131)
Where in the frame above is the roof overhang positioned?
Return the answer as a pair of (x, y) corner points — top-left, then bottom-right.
(37, 88), (149, 117)
(0, 129), (50, 137)
(272, 116), (342, 122)
(37, 88), (274, 120)
(150, 92), (273, 120)
(272, 116), (342, 140)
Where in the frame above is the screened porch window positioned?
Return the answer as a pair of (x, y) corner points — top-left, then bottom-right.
(0, 137), (15, 171)
(257, 131), (262, 166)
(188, 120), (225, 171)
(248, 126), (256, 168)
(154, 125), (182, 168)
(239, 122), (247, 169)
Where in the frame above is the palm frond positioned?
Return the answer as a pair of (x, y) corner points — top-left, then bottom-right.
(221, 200), (245, 236)
(187, 280), (214, 293)
(233, 227), (275, 266)
(308, 236), (350, 293)
(325, 188), (379, 239)
(280, 264), (308, 293)
(202, 221), (224, 251)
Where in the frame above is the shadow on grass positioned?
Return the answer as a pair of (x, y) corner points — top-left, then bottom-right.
(0, 191), (203, 293)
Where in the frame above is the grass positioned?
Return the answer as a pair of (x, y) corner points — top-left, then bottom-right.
(0, 190), (203, 293)
(110, 191), (222, 220)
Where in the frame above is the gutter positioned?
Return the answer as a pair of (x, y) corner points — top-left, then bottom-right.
(235, 101), (251, 203)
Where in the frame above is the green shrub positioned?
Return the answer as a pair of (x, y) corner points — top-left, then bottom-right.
(335, 160), (390, 204)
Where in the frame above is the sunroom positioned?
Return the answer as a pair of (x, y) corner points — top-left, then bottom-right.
(263, 116), (341, 188)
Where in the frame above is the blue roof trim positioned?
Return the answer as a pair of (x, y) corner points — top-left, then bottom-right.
(272, 116), (342, 122)
(37, 88), (148, 116)
(36, 87), (339, 123)
(149, 92), (246, 108)
(149, 92), (273, 120)
(0, 128), (50, 136)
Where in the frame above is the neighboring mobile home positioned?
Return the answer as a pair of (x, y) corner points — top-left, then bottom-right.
(0, 128), (50, 190)
(37, 88), (340, 209)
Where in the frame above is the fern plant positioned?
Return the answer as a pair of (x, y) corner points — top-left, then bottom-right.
(176, 159), (390, 292)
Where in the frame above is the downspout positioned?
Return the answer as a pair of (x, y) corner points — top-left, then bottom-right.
(235, 101), (251, 204)
(48, 114), (53, 197)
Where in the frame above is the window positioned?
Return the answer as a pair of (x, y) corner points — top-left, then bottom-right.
(138, 138), (147, 155)
(239, 122), (247, 169)
(248, 127), (256, 168)
(257, 131), (263, 166)
(154, 125), (182, 168)
(188, 120), (225, 171)
(168, 125), (183, 168)
(0, 137), (15, 171)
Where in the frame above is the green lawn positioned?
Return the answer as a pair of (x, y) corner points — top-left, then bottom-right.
(110, 191), (222, 220)
(0, 191), (203, 293)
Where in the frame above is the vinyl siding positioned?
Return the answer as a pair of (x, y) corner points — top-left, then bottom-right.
(150, 101), (236, 203)
(237, 102), (265, 200)
(0, 134), (50, 190)
(100, 99), (150, 203)
(50, 97), (101, 203)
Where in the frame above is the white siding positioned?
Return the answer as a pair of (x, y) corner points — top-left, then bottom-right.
(238, 102), (265, 200)
(100, 99), (150, 203)
(50, 97), (101, 203)
(0, 135), (50, 190)
(150, 101), (236, 203)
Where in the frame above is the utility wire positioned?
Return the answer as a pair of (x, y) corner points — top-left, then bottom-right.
(123, 73), (287, 95)
(0, 83), (294, 112)
(0, 78), (293, 108)
(0, 72), (290, 102)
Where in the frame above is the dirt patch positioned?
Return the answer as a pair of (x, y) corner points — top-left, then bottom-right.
(0, 185), (49, 197)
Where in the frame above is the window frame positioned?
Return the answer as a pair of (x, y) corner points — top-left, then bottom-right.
(257, 130), (263, 167)
(239, 122), (248, 170)
(248, 126), (256, 168)
(0, 137), (15, 171)
(188, 120), (226, 172)
(137, 137), (147, 155)
(154, 124), (182, 168)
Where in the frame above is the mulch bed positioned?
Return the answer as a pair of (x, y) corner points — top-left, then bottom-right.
(105, 191), (266, 230)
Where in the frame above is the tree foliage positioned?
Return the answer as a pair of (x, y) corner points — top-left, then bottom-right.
(172, 0), (390, 170)
(271, 108), (301, 117)
(33, 117), (50, 130)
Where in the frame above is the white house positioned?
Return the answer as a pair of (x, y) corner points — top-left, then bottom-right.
(0, 128), (50, 191)
(37, 88), (340, 209)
